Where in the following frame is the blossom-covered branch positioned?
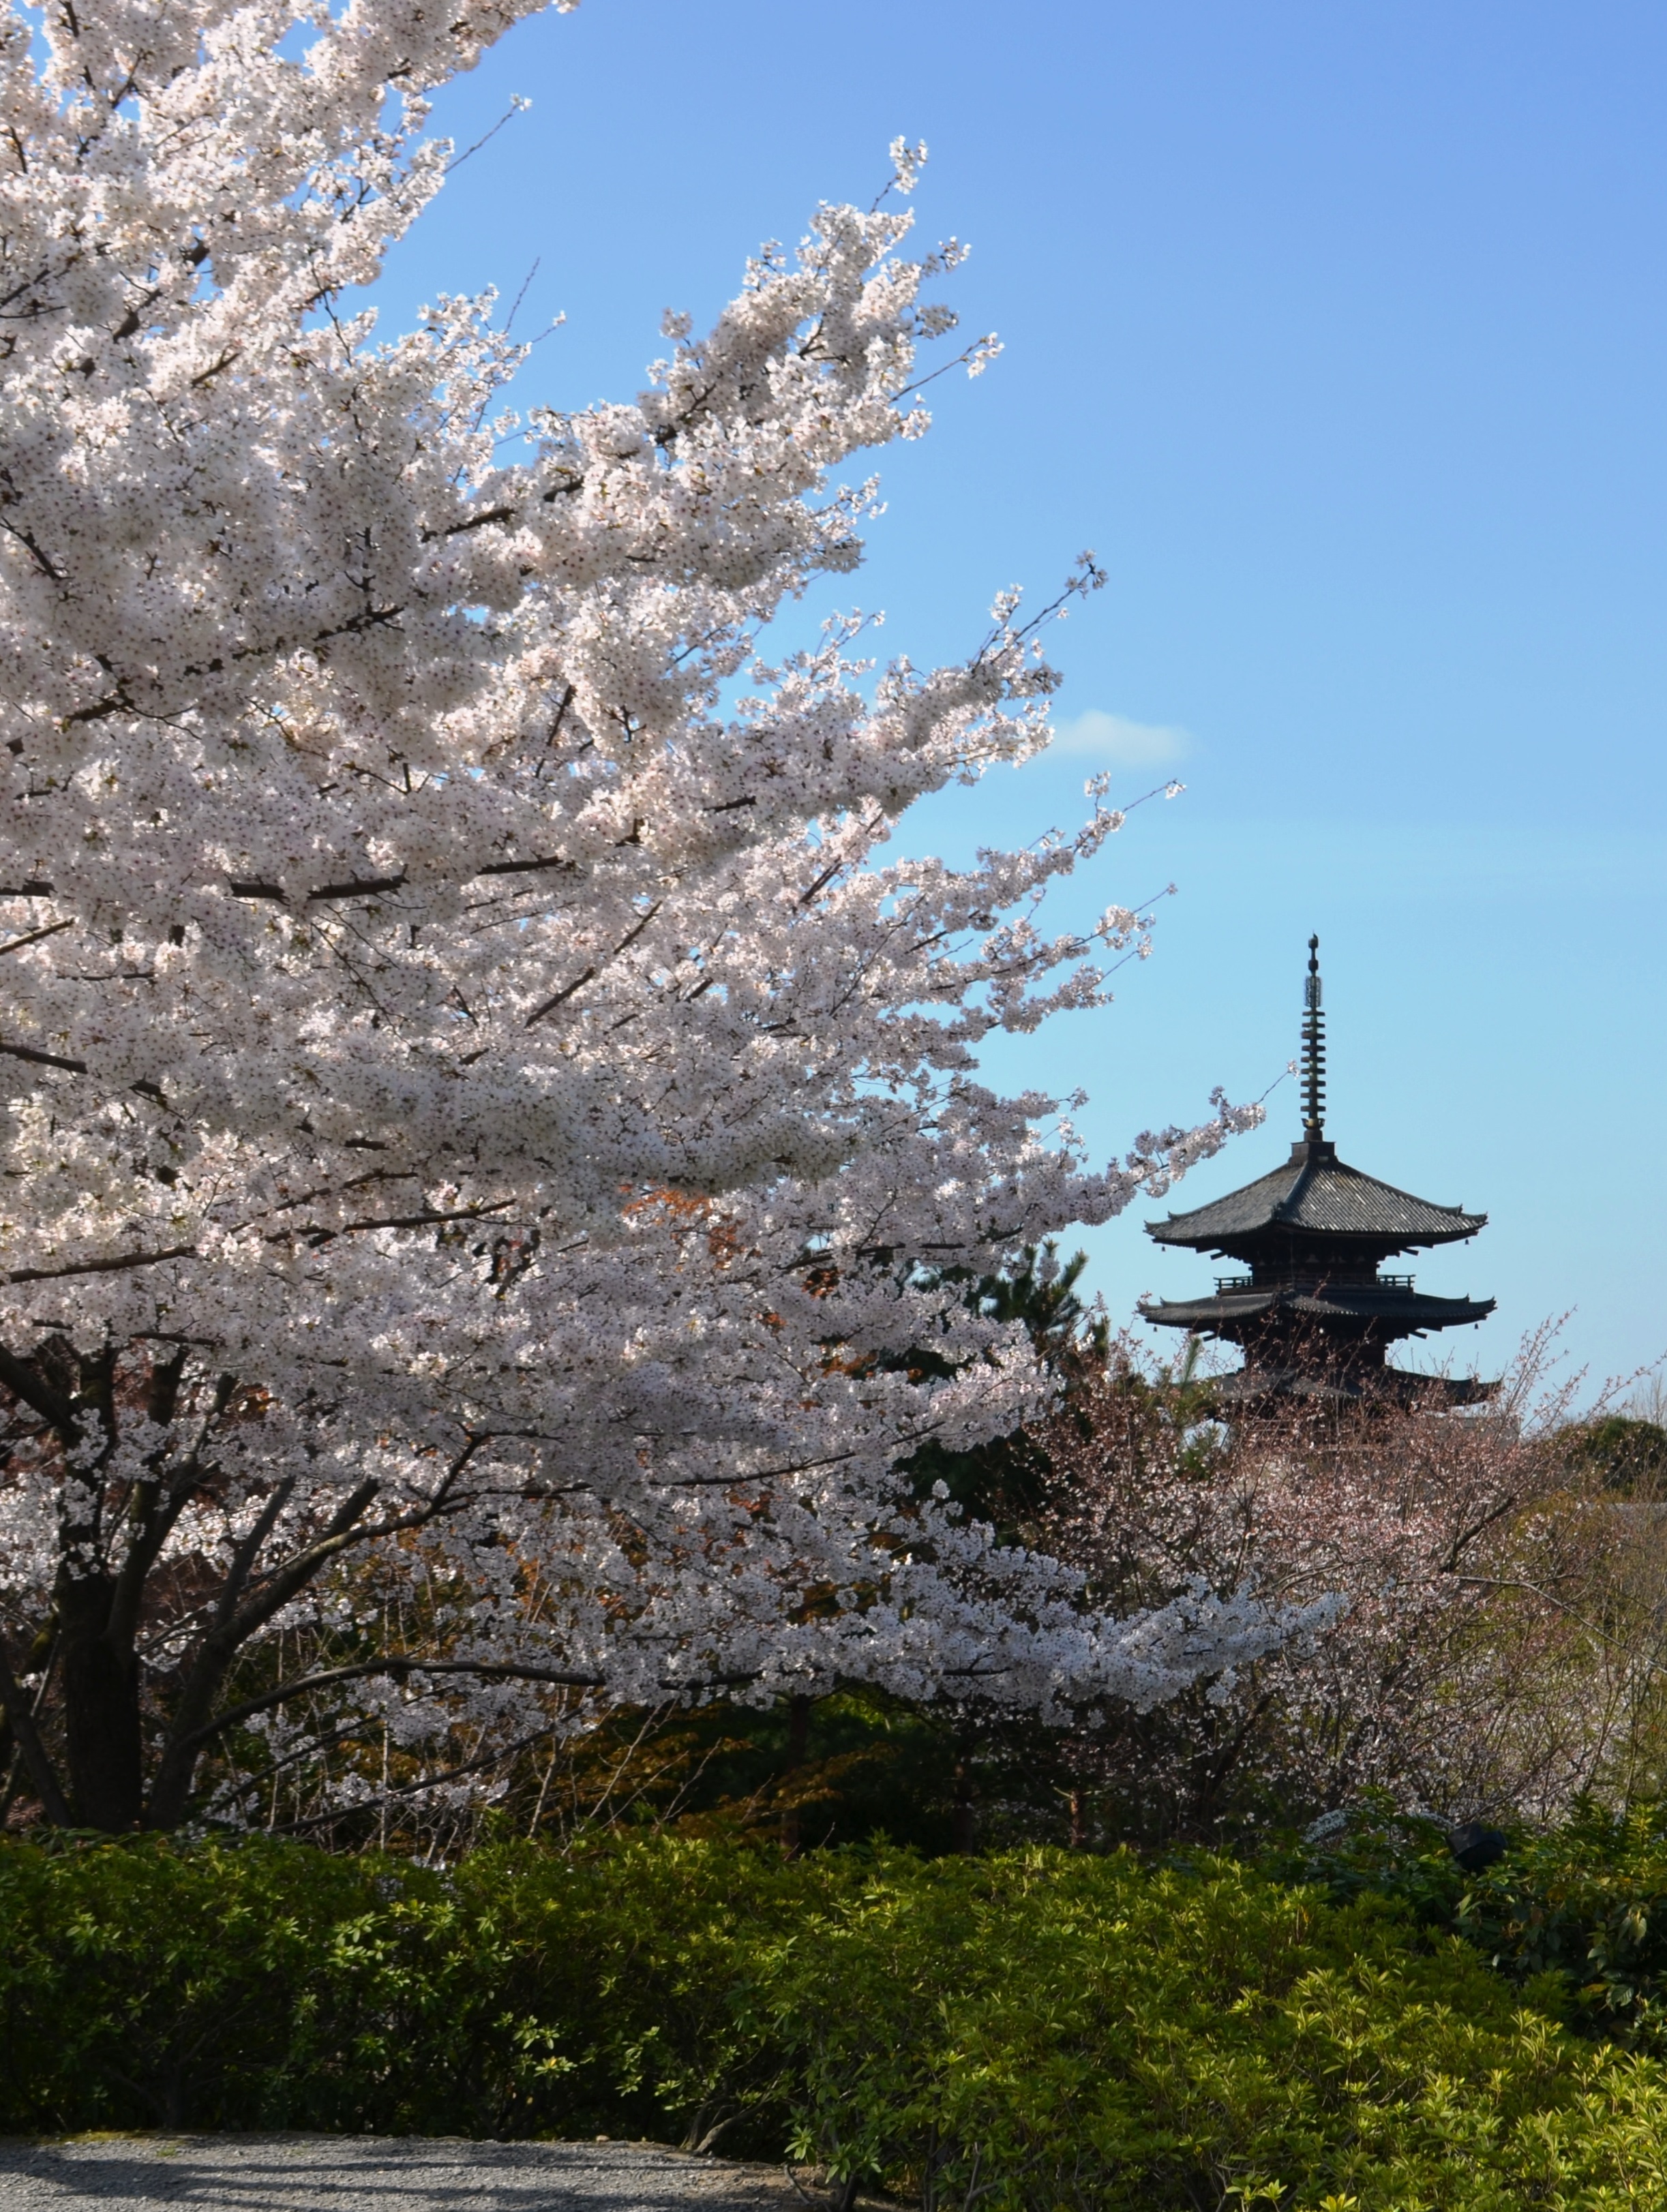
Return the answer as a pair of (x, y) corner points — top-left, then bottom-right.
(0, 0), (1275, 1832)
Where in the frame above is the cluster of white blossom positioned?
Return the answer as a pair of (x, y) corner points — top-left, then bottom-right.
(0, 0), (1282, 1829)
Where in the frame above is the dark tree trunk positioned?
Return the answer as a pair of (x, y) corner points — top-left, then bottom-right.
(58, 1575), (143, 1830)
(950, 1743), (978, 1853)
(780, 1693), (811, 1857)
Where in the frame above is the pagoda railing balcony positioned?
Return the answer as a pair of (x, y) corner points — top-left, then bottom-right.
(1213, 1273), (1417, 1294)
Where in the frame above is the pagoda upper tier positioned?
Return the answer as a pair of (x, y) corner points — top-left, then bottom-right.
(1138, 937), (1496, 1410)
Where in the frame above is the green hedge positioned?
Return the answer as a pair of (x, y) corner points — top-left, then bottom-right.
(1280, 1797), (1667, 2050)
(0, 1832), (821, 2141)
(5, 1834), (1667, 2209)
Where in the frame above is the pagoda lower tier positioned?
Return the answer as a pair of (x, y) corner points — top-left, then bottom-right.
(1206, 1360), (1499, 1412)
(1141, 1277), (1495, 1344)
(1138, 1278), (1499, 1411)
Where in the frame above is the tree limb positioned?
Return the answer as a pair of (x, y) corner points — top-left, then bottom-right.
(8, 1245), (196, 1285)
(0, 1635), (70, 1824)
(178, 1655), (605, 1751)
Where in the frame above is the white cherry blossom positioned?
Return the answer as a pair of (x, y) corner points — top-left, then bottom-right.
(0, 0), (1281, 1832)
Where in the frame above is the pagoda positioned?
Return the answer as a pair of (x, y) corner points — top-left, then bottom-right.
(1137, 937), (1496, 1410)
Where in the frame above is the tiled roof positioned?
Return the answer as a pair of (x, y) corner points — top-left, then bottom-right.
(1206, 1365), (1500, 1410)
(1145, 1140), (1486, 1253)
(1139, 1285), (1495, 1331)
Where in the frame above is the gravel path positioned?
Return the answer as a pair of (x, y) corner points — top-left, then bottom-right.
(0, 2137), (818, 2212)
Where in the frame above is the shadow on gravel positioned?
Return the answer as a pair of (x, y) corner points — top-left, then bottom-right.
(0, 2135), (809, 2212)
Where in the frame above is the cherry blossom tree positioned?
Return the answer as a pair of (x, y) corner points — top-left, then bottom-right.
(0, 0), (1280, 1834)
(1034, 1333), (1635, 1846)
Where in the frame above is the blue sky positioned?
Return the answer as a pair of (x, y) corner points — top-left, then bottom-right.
(372, 0), (1667, 1399)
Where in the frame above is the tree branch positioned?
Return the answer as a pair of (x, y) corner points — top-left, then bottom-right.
(0, 1635), (70, 1824)
(526, 903), (660, 1026)
(0, 1037), (85, 1073)
(269, 1202), (513, 1248)
(0, 918), (72, 958)
(7, 1245), (196, 1286)
(178, 1656), (605, 1751)
(0, 1342), (75, 1429)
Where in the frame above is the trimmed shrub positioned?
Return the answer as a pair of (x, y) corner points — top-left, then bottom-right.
(5, 1834), (1667, 2207)
(1282, 1796), (1667, 2050)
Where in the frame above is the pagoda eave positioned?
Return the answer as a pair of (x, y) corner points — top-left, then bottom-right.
(1147, 1219), (1484, 1256)
(1204, 1366), (1501, 1412)
(1139, 1288), (1496, 1341)
(1152, 1230), (1452, 1268)
(1143, 1138), (1486, 1254)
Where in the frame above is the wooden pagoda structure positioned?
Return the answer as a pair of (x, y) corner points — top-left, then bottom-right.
(1138, 937), (1496, 1410)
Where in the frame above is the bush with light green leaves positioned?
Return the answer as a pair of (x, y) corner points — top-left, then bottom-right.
(5, 1833), (1667, 2209)
(1276, 1795), (1667, 2050)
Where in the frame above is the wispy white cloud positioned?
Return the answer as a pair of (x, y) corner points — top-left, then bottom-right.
(1049, 708), (1191, 766)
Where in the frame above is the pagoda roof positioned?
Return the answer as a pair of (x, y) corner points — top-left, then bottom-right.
(1139, 1283), (1496, 1335)
(1206, 1365), (1500, 1412)
(1146, 1139), (1486, 1254)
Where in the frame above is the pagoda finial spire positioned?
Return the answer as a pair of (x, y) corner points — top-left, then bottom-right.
(1302, 933), (1326, 1141)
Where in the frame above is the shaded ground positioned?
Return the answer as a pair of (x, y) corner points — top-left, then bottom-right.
(0, 2136), (815, 2211)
